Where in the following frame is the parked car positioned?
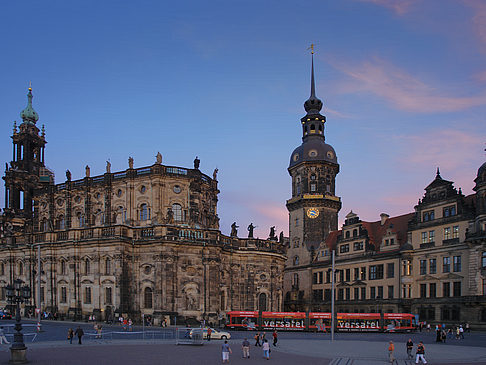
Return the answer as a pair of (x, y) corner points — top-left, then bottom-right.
(0, 311), (12, 319)
(190, 327), (231, 340)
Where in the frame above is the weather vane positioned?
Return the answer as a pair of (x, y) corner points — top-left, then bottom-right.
(308, 44), (314, 54)
(29, 81), (32, 91)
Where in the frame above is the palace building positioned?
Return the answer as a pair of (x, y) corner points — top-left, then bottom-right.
(0, 87), (286, 325)
(283, 54), (486, 328)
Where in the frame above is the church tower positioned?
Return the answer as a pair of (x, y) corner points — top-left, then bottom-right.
(2, 87), (51, 233)
(284, 51), (341, 311)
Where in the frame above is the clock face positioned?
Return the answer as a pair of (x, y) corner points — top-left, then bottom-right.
(307, 208), (319, 219)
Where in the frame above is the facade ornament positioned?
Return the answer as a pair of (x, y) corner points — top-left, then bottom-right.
(13, 121), (17, 135)
(194, 156), (200, 170)
(66, 170), (71, 181)
(279, 231), (284, 243)
(85, 165), (90, 178)
(156, 152), (162, 164)
(213, 168), (218, 180)
(128, 157), (134, 169)
(230, 222), (239, 237)
(166, 208), (174, 224)
(106, 160), (111, 173)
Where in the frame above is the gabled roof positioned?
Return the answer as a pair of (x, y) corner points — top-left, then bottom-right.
(323, 212), (414, 253)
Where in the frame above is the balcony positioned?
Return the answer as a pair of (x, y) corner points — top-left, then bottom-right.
(420, 242), (435, 249)
(442, 238), (459, 246)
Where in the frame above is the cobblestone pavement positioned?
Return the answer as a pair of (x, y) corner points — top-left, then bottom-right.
(0, 337), (484, 365)
(0, 342), (331, 365)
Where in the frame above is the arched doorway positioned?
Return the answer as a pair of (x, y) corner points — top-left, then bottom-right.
(258, 293), (267, 312)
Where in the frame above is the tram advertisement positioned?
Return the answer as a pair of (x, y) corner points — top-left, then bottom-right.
(336, 313), (381, 331)
(261, 312), (306, 330)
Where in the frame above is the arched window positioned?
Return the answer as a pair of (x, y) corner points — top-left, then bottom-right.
(293, 256), (299, 266)
(58, 215), (65, 230)
(258, 293), (267, 311)
(345, 231), (350, 238)
(18, 262), (23, 276)
(60, 260), (66, 275)
(140, 204), (149, 221)
(144, 287), (153, 309)
(77, 212), (84, 228)
(296, 176), (301, 195)
(310, 124), (316, 133)
(292, 273), (299, 287)
(105, 258), (111, 275)
(41, 218), (48, 232)
(172, 203), (183, 222)
(85, 258), (90, 275)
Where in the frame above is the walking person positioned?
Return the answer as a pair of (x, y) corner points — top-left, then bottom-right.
(67, 328), (74, 344)
(0, 326), (9, 344)
(459, 325), (464, 339)
(262, 339), (270, 360)
(388, 341), (397, 364)
(96, 324), (103, 339)
(272, 330), (278, 347)
(254, 332), (261, 347)
(406, 338), (413, 360)
(222, 340), (232, 364)
(207, 327), (212, 341)
(242, 338), (250, 359)
(74, 326), (84, 345)
(261, 332), (266, 344)
(415, 341), (427, 364)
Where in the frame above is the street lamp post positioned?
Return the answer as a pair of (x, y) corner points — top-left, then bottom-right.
(6, 278), (31, 364)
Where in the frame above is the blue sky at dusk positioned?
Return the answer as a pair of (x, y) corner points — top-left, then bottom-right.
(1, 0), (485, 238)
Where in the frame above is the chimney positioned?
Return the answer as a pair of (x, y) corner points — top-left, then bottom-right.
(380, 213), (389, 226)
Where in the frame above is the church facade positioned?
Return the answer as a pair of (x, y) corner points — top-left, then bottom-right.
(0, 87), (286, 325)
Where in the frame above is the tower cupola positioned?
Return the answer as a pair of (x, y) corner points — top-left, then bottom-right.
(20, 86), (39, 124)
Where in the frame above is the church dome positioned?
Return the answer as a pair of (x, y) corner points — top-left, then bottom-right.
(289, 137), (337, 169)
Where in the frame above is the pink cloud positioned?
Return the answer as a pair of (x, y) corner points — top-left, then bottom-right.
(333, 57), (486, 112)
(393, 129), (482, 193)
(324, 106), (353, 119)
(464, 0), (486, 48)
(357, 0), (418, 15)
(475, 70), (486, 81)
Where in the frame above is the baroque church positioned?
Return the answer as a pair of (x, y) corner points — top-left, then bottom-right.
(0, 86), (287, 325)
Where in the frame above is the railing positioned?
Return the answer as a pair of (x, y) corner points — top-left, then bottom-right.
(81, 229), (94, 239)
(57, 231), (69, 241)
(166, 167), (187, 175)
(137, 168), (152, 175)
(442, 238), (459, 246)
(420, 242), (435, 249)
(102, 227), (115, 237)
(140, 228), (154, 238)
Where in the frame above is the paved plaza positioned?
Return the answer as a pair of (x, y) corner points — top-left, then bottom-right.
(0, 321), (484, 364)
(0, 336), (484, 364)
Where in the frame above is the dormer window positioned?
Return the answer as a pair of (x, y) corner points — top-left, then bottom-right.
(443, 206), (456, 217)
(340, 244), (349, 253)
(423, 210), (434, 222)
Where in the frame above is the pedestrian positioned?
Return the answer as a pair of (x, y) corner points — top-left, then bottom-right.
(447, 328), (453, 339)
(0, 326), (9, 344)
(254, 332), (261, 347)
(419, 322), (423, 332)
(262, 339), (270, 360)
(242, 337), (250, 358)
(426, 323), (431, 332)
(456, 327), (460, 340)
(67, 328), (74, 344)
(96, 324), (103, 339)
(435, 328), (442, 342)
(128, 318), (133, 331)
(207, 327), (212, 342)
(272, 330), (278, 347)
(465, 323), (470, 333)
(74, 326), (84, 345)
(415, 341), (427, 364)
(222, 340), (232, 364)
(406, 338), (413, 360)
(459, 325), (464, 339)
(388, 340), (397, 364)
(261, 332), (266, 344)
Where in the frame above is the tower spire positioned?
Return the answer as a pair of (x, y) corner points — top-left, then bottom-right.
(304, 45), (323, 115)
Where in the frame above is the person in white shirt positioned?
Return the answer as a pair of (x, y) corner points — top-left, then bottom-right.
(262, 339), (270, 360)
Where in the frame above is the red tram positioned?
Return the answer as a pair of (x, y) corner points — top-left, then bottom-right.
(226, 311), (416, 332)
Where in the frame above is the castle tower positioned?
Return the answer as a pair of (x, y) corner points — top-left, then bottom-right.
(284, 51), (341, 311)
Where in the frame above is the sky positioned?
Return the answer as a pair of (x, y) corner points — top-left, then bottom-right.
(0, 0), (485, 238)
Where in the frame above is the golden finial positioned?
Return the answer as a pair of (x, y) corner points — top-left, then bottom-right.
(28, 81), (32, 91)
(308, 44), (314, 54)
